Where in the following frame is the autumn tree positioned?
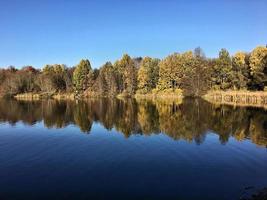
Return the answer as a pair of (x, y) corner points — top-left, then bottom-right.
(232, 52), (250, 90)
(249, 46), (267, 90)
(182, 47), (210, 96)
(137, 57), (160, 93)
(38, 64), (71, 93)
(93, 70), (108, 95)
(114, 54), (137, 96)
(157, 51), (193, 92)
(0, 66), (40, 96)
(90, 66), (108, 96)
(0, 69), (10, 95)
(133, 57), (143, 69)
(101, 62), (119, 95)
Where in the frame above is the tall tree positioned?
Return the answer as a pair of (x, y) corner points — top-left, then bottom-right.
(157, 51), (193, 91)
(137, 57), (160, 93)
(249, 46), (267, 90)
(182, 48), (210, 96)
(73, 59), (92, 94)
(101, 62), (119, 95)
(211, 48), (233, 90)
(114, 54), (137, 95)
(232, 52), (250, 90)
(90, 62), (119, 96)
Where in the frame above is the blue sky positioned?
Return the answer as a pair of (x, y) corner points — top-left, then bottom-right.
(0, 0), (266, 68)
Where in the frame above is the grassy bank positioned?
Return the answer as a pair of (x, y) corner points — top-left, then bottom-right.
(135, 89), (183, 100)
(8, 90), (267, 109)
(135, 93), (183, 100)
(204, 90), (267, 108)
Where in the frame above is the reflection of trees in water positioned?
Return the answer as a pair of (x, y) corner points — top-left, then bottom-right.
(43, 100), (73, 129)
(113, 98), (140, 137)
(0, 100), (42, 125)
(156, 98), (208, 144)
(73, 101), (93, 133)
(0, 98), (266, 146)
(137, 99), (160, 135)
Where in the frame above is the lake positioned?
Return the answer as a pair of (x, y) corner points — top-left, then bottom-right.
(0, 98), (266, 200)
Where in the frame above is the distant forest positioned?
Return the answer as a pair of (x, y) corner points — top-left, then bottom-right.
(0, 46), (267, 97)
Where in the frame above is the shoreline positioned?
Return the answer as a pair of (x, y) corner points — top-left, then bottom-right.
(6, 90), (267, 109)
(12, 92), (184, 100)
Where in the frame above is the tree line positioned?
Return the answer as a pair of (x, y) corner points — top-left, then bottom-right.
(0, 46), (267, 97)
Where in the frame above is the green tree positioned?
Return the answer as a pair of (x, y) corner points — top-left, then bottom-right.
(211, 48), (233, 90)
(73, 59), (92, 94)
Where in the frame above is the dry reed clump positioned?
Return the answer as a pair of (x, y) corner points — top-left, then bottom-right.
(204, 90), (267, 108)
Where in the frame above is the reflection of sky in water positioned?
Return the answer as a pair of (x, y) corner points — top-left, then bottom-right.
(0, 120), (267, 200)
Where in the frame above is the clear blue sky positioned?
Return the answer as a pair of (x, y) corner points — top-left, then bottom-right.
(0, 0), (266, 69)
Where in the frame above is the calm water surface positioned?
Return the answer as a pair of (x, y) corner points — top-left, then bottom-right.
(0, 98), (266, 200)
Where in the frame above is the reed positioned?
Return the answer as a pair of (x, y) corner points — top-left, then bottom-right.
(14, 93), (40, 100)
(52, 93), (75, 100)
(204, 90), (267, 108)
